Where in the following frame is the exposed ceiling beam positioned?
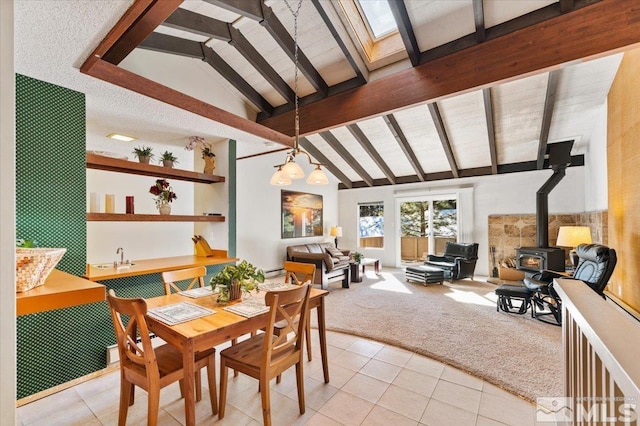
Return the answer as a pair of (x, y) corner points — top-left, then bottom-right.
(299, 137), (352, 188)
(310, 0), (366, 85)
(428, 103), (459, 179)
(339, 155), (585, 189)
(80, 57), (293, 147)
(228, 26), (296, 104)
(207, 0), (329, 96)
(483, 88), (498, 174)
(138, 33), (274, 116)
(163, 7), (231, 40)
(383, 114), (425, 182)
(259, 0), (630, 135)
(346, 124), (396, 184)
(473, 0), (486, 43)
(319, 131), (374, 187)
(560, 0), (575, 13)
(164, 9), (295, 105)
(203, 0), (263, 21)
(388, 0), (421, 67)
(102, 0), (182, 65)
(536, 70), (561, 169)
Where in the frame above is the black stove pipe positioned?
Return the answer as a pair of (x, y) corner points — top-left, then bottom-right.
(536, 165), (567, 248)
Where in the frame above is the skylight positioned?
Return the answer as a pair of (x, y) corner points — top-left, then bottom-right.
(357, 0), (398, 39)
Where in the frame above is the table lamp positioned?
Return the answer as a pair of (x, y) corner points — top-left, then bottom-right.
(556, 226), (592, 269)
(329, 226), (342, 248)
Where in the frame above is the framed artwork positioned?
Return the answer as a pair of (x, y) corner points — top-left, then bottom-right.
(281, 190), (323, 239)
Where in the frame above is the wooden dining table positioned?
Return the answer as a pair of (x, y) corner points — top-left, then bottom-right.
(144, 286), (330, 425)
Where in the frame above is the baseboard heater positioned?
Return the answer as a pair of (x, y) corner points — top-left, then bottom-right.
(106, 333), (164, 365)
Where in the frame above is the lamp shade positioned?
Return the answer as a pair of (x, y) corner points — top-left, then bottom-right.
(329, 226), (343, 237)
(282, 160), (305, 179)
(307, 167), (329, 185)
(556, 226), (592, 248)
(269, 168), (292, 186)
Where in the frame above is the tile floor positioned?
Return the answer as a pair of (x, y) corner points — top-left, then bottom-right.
(16, 330), (536, 425)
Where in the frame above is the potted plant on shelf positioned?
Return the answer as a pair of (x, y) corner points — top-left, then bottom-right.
(149, 178), (177, 215)
(159, 150), (178, 168)
(132, 145), (154, 164)
(210, 260), (265, 303)
(185, 136), (216, 174)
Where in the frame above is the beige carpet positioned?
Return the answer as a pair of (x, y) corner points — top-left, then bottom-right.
(312, 269), (562, 402)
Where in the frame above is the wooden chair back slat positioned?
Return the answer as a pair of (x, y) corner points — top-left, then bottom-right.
(284, 261), (315, 286)
(161, 266), (207, 295)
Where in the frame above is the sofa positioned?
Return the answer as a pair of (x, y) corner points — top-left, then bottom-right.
(425, 242), (479, 281)
(286, 243), (351, 289)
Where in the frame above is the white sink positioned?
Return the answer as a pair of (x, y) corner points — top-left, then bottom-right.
(92, 263), (135, 270)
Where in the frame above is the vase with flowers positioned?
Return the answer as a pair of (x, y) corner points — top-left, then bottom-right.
(186, 136), (216, 174)
(149, 178), (177, 215)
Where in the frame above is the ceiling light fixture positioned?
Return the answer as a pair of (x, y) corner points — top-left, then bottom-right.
(107, 133), (137, 142)
(270, 0), (328, 186)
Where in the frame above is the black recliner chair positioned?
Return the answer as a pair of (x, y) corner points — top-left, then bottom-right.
(524, 243), (617, 325)
(425, 242), (479, 281)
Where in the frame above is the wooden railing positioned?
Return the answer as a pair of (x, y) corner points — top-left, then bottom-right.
(554, 279), (640, 425)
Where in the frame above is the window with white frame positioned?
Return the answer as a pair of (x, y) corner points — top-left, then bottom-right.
(358, 202), (384, 248)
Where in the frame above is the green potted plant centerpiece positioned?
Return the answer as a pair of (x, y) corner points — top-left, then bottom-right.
(159, 150), (178, 168)
(132, 145), (154, 164)
(353, 251), (364, 264)
(210, 260), (265, 303)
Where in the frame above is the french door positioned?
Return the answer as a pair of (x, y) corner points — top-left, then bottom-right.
(397, 195), (458, 266)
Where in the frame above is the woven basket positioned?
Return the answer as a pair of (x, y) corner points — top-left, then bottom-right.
(16, 248), (66, 293)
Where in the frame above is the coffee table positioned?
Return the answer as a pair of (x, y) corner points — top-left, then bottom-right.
(349, 258), (380, 283)
(360, 258), (380, 274)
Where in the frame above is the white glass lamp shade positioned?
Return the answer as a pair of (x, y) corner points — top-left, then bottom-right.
(307, 166), (329, 185)
(556, 226), (592, 248)
(329, 226), (343, 237)
(282, 159), (305, 179)
(270, 167), (292, 186)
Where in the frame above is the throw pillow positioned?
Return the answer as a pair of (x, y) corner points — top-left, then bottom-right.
(326, 246), (343, 258)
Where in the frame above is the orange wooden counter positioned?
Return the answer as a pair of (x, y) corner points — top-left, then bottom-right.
(17, 269), (106, 316)
(83, 253), (237, 281)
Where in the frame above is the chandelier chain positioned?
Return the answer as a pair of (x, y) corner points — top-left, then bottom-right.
(284, 0), (302, 150)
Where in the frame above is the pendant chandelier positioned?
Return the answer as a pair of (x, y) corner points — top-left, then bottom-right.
(270, 0), (329, 186)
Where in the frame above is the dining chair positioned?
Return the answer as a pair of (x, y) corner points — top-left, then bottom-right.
(283, 261), (315, 362)
(106, 289), (217, 426)
(218, 284), (311, 426)
(161, 266), (207, 295)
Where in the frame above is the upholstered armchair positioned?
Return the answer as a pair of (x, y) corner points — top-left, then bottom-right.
(425, 242), (479, 281)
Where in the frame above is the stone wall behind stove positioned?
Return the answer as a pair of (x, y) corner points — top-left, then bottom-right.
(487, 211), (607, 273)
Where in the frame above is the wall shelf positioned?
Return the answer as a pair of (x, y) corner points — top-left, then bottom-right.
(86, 152), (225, 184)
(87, 213), (225, 222)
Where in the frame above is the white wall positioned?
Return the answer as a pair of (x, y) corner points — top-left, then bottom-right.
(236, 150), (340, 273)
(0, 0), (16, 421)
(584, 102), (609, 211)
(86, 131), (229, 263)
(338, 167), (586, 276)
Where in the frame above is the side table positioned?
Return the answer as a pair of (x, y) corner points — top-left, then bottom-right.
(350, 262), (363, 283)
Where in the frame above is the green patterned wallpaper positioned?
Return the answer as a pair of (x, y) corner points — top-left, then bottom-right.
(16, 74), (88, 398)
(15, 74), (86, 275)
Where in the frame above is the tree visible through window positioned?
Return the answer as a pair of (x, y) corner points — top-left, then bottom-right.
(359, 203), (384, 248)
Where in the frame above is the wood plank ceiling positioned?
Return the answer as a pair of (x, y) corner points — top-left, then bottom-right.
(80, 0), (639, 189)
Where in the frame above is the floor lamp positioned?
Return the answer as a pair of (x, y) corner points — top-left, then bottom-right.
(330, 226), (342, 248)
(556, 226), (592, 269)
